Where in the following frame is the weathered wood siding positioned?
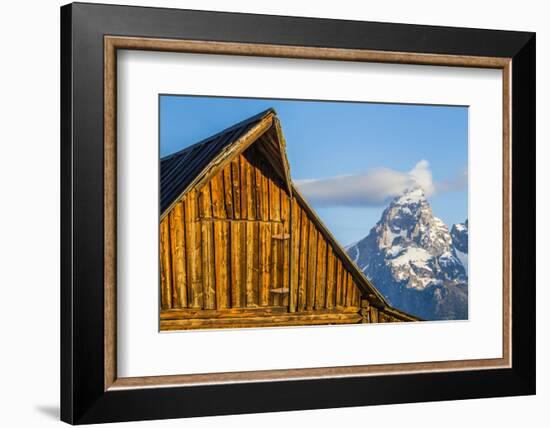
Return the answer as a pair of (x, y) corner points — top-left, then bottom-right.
(289, 193), (362, 313)
(159, 143), (293, 312)
(159, 139), (417, 329)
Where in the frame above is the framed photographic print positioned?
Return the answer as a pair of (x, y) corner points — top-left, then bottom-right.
(60, 2), (535, 424)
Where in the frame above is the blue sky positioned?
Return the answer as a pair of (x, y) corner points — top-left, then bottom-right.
(160, 95), (468, 246)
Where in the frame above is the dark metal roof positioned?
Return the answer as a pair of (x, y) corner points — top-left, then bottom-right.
(160, 108), (274, 215)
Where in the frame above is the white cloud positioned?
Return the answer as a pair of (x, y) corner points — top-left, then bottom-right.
(409, 160), (435, 196)
(295, 160), (466, 207)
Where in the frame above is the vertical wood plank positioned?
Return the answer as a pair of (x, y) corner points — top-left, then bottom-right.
(259, 221), (267, 306)
(169, 202), (187, 308)
(222, 166), (234, 219)
(352, 282), (360, 307)
(341, 270), (349, 307)
(198, 185), (212, 219)
(335, 261), (343, 307)
(297, 207), (309, 312)
(332, 258), (339, 308)
(281, 194), (290, 307)
(269, 177), (281, 221)
(245, 155), (257, 220)
(160, 217), (172, 310)
(342, 266), (349, 307)
(349, 280), (356, 307)
(259, 222), (271, 306)
(271, 222), (280, 306)
(181, 201), (190, 308)
(370, 307), (379, 323)
(260, 160), (269, 221)
(201, 217), (215, 309)
(239, 220), (247, 306)
(351, 276), (358, 307)
(231, 159), (241, 220)
(199, 180), (213, 308)
(345, 273), (354, 307)
(245, 221), (257, 306)
(210, 173), (226, 219)
(253, 156), (264, 221)
(213, 220), (229, 309)
(185, 191), (203, 308)
(289, 198), (300, 312)
(334, 259), (340, 307)
(223, 221), (231, 309)
(239, 155), (248, 220)
(315, 238), (327, 310)
(230, 221), (242, 307)
(325, 246), (335, 309)
(306, 222), (318, 311)
(253, 222), (260, 307)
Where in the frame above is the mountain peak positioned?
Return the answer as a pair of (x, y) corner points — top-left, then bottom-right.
(347, 189), (468, 321)
(375, 186), (440, 253)
(392, 186), (427, 206)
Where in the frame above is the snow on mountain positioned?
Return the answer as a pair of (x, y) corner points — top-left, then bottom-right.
(347, 187), (469, 321)
(451, 220), (468, 272)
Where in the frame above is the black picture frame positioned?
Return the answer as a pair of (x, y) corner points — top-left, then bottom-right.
(61, 2), (535, 424)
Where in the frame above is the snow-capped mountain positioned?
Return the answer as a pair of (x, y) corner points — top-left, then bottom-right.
(347, 187), (469, 320)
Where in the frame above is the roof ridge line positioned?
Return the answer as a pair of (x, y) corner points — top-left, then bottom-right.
(161, 108), (275, 161)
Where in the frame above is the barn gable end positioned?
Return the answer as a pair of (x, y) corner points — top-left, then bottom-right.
(160, 109), (420, 330)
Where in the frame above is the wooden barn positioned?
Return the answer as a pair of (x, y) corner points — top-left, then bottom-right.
(160, 109), (419, 330)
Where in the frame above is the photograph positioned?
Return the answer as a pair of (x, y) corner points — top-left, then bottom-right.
(159, 95), (469, 331)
